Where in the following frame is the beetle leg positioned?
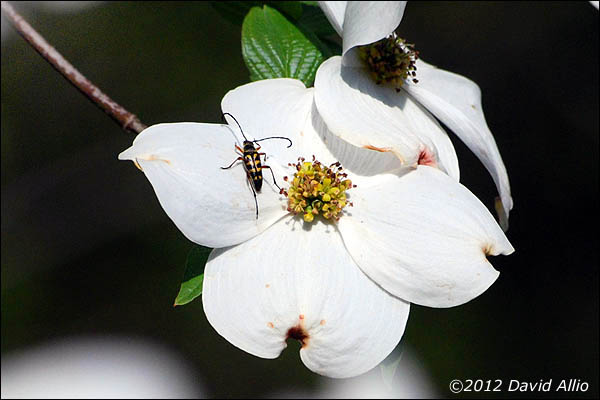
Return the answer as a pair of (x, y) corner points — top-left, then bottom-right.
(255, 144), (267, 161)
(245, 171), (259, 219)
(221, 156), (244, 170)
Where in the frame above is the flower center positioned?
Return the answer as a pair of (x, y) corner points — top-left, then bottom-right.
(280, 157), (355, 223)
(358, 33), (419, 90)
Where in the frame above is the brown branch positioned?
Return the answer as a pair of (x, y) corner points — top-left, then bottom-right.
(1, 1), (147, 134)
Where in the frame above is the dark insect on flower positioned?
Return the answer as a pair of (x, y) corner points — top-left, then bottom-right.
(221, 112), (292, 219)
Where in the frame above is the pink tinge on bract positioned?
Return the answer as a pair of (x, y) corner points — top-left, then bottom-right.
(417, 146), (438, 168)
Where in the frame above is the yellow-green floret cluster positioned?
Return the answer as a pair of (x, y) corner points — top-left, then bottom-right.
(358, 34), (419, 90)
(281, 157), (355, 223)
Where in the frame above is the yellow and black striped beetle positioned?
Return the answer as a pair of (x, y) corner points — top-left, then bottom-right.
(221, 112), (292, 219)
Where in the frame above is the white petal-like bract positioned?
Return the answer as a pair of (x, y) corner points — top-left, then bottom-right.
(342, 1), (406, 56)
(118, 123), (286, 248)
(314, 56), (460, 180)
(203, 217), (410, 378)
(309, 101), (404, 177)
(338, 166), (514, 308)
(404, 60), (513, 229)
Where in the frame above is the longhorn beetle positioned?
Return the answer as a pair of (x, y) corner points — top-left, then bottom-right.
(221, 112), (292, 219)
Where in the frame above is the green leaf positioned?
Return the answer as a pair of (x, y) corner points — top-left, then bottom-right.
(242, 5), (324, 87)
(299, 1), (319, 6)
(296, 19), (335, 59)
(173, 246), (211, 306)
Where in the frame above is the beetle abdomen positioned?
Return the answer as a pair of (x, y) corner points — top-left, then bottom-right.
(243, 149), (263, 191)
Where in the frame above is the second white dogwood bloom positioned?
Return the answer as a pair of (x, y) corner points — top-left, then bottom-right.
(119, 78), (513, 378)
(317, 1), (513, 229)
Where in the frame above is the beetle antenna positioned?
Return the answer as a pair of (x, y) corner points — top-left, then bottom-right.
(221, 112), (249, 142)
(253, 136), (293, 148)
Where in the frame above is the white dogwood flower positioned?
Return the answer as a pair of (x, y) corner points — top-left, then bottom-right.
(317, 1), (513, 230)
(118, 78), (513, 378)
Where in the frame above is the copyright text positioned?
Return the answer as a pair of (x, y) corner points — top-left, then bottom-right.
(448, 379), (589, 394)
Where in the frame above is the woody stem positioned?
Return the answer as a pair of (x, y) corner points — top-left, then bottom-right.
(0, 1), (147, 134)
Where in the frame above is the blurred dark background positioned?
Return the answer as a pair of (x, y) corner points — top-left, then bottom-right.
(1, 1), (598, 398)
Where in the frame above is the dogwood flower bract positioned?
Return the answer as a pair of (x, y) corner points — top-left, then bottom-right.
(317, 1), (513, 230)
(118, 78), (513, 378)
